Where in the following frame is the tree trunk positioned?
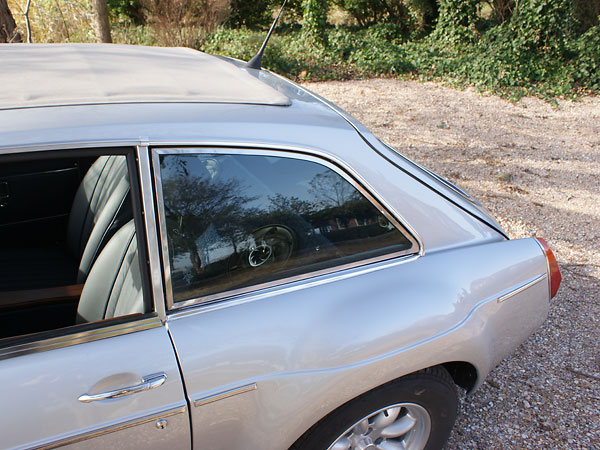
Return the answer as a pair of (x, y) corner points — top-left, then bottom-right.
(0, 0), (22, 43)
(92, 0), (112, 43)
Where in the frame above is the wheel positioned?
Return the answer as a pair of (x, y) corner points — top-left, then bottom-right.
(291, 367), (457, 450)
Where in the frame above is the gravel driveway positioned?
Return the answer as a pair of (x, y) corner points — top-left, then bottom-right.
(305, 80), (600, 450)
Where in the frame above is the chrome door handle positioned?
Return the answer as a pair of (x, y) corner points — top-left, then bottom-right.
(78, 373), (167, 403)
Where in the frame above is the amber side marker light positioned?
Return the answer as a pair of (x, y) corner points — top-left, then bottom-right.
(536, 238), (562, 298)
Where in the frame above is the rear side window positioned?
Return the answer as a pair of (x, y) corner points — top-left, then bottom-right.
(0, 151), (149, 344)
(157, 153), (416, 304)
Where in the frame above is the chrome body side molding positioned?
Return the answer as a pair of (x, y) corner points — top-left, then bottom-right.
(497, 273), (548, 303)
(193, 383), (258, 407)
(29, 405), (188, 450)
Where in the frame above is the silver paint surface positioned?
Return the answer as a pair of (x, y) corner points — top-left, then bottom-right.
(0, 47), (553, 450)
(0, 326), (190, 450)
(167, 238), (550, 450)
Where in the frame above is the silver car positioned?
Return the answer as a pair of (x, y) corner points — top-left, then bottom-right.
(0, 44), (561, 450)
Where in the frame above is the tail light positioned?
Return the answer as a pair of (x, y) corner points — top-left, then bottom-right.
(536, 238), (562, 298)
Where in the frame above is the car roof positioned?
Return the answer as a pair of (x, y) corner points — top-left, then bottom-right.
(0, 44), (290, 110)
(0, 44), (503, 236)
(0, 44), (352, 149)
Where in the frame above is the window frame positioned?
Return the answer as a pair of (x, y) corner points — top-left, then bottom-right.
(152, 146), (422, 312)
(0, 145), (160, 359)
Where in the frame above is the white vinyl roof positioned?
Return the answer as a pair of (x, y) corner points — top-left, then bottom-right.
(0, 44), (290, 110)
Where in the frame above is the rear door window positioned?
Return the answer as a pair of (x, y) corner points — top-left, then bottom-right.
(156, 151), (418, 305)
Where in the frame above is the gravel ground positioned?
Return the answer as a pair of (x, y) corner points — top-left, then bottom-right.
(305, 80), (600, 450)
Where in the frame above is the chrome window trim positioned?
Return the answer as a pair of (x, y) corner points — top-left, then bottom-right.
(0, 138), (424, 249)
(0, 142), (165, 317)
(0, 317), (162, 361)
(137, 144), (167, 323)
(152, 149), (175, 314)
(29, 403), (187, 450)
(151, 145), (423, 311)
(193, 382), (257, 407)
(0, 141), (138, 154)
(0, 142), (167, 359)
(170, 251), (420, 312)
(169, 253), (420, 321)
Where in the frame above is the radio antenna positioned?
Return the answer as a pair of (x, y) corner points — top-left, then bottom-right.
(246, 0), (288, 70)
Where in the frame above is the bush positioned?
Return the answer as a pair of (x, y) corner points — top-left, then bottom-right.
(302, 0), (329, 46)
(509, 0), (576, 53)
(107, 0), (145, 24)
(575, 0), (600, 32)
(574, 24), (600, 91)
(9, 0), (600, 98)
(226, 0), (273, 29)
(433, 0), (479, 43)
(332, 0), (411, 26)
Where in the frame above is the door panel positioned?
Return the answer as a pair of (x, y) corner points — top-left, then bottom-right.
(0, 323), (190, 450)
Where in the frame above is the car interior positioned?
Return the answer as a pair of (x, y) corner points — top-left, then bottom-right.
(0, 150), (146, 342)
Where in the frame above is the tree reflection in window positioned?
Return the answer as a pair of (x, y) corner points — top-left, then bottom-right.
(159, 154), (414, 303)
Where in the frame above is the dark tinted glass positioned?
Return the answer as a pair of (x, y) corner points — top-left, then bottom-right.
(159, 154), (413, 302)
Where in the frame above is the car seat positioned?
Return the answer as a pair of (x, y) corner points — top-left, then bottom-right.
(0, 155), (132, 291)
(76, 220), (143, 323)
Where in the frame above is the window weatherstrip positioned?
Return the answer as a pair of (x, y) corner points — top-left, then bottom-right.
(0, 317), (162, 360)
(152, 150), (176, 311)
(151, 146), (421, 312)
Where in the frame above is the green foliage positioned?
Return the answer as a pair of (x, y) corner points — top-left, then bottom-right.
(406, 0), (439, 32)
(433, 0), (479, 43)
(332, 0), (411, 26)
(574, 24), (600, 91)
(8, 0), (96, 43)
(226, 0), (274, 29)
(10, 0), (600, 99)
(344, 24), (413, 73)
(107, 0), (144, 24)
(574, 0), (600, 32)
(302, 0), (329, 45)
(509, 0), (576, 52)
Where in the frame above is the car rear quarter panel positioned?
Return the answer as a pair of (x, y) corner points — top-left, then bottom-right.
(167, 237), (550, 450)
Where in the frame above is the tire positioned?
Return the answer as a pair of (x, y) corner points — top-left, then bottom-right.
(290, 366), (457, 450)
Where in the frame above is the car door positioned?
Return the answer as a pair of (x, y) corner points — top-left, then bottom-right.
(0, 323), (190, 450)
(0, 147), (190, 450)
(151, 147), (420, 450)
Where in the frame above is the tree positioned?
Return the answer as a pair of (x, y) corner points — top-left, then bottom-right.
(0, 0), (22, 43)
(92, 0), (112, 43)
(308, 171), (359, 208)
(161, 164), (255, 275)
